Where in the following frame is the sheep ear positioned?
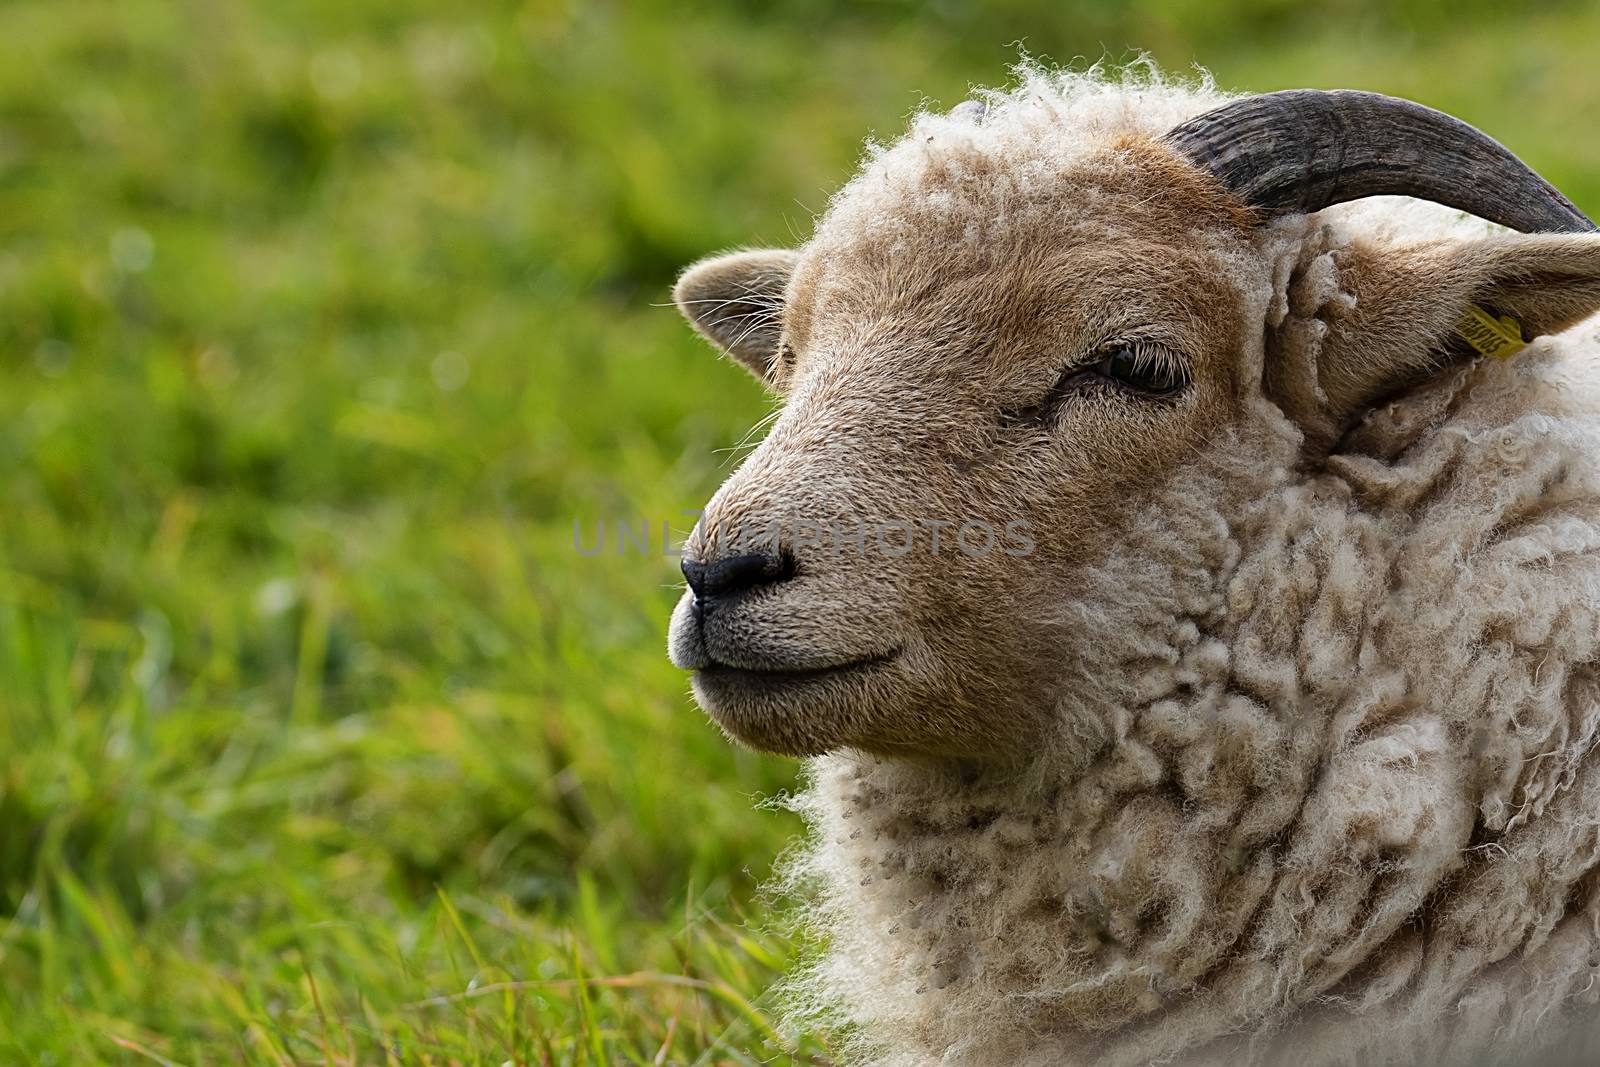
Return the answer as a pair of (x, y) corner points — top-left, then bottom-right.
(673, 249), (797, 384)
(1273, 233), (1600, 443)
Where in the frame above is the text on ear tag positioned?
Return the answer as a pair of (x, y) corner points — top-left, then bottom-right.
(1457, 304), (1526, 361)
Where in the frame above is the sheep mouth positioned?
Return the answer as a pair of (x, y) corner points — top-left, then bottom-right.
(689, 649), (912, 756)
(696, 651), (898, 686)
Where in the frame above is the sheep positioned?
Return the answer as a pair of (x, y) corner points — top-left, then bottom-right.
(665, 66), (1600, 1066)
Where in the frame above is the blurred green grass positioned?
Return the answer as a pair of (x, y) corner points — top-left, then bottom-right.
(2, 0), (1599, 1062)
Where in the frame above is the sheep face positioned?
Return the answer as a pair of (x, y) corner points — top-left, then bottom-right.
(668, 95), (1600, 761)
(668, 135), (1260, 759)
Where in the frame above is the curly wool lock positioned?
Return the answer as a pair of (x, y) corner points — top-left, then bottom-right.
(669, 66), (1600, 1065)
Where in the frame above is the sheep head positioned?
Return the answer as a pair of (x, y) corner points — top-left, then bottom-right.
(667, 82), (1600, 761)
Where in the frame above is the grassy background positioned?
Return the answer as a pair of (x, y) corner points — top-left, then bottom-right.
(3, 1), (1599, 1063)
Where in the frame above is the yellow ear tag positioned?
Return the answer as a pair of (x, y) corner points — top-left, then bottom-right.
(1456, 304), (1526, 361)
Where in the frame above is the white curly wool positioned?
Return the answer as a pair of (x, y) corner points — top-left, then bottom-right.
(775, 69), (1600, 1067)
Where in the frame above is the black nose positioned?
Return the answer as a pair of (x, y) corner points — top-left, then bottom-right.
(682, 552), (790, 603)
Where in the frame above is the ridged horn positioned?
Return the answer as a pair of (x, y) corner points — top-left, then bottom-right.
(1163, 89), (1596, 234)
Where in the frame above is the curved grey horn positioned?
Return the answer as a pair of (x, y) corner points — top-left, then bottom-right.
(1163, 89), (1596, 234)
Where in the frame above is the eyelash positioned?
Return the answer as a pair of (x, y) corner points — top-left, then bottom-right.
(998, 340), (1189, 428)
(1090, 340), (1188, 396)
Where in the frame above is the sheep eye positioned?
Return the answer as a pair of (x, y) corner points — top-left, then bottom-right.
(1093, 342), (1187, 396)
(998, 340), (1188, 429)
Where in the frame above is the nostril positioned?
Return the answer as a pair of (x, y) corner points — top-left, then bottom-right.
(681, 551), (793, 602)
(707, 552), (781, 598)
(681, 557), (710, 599)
